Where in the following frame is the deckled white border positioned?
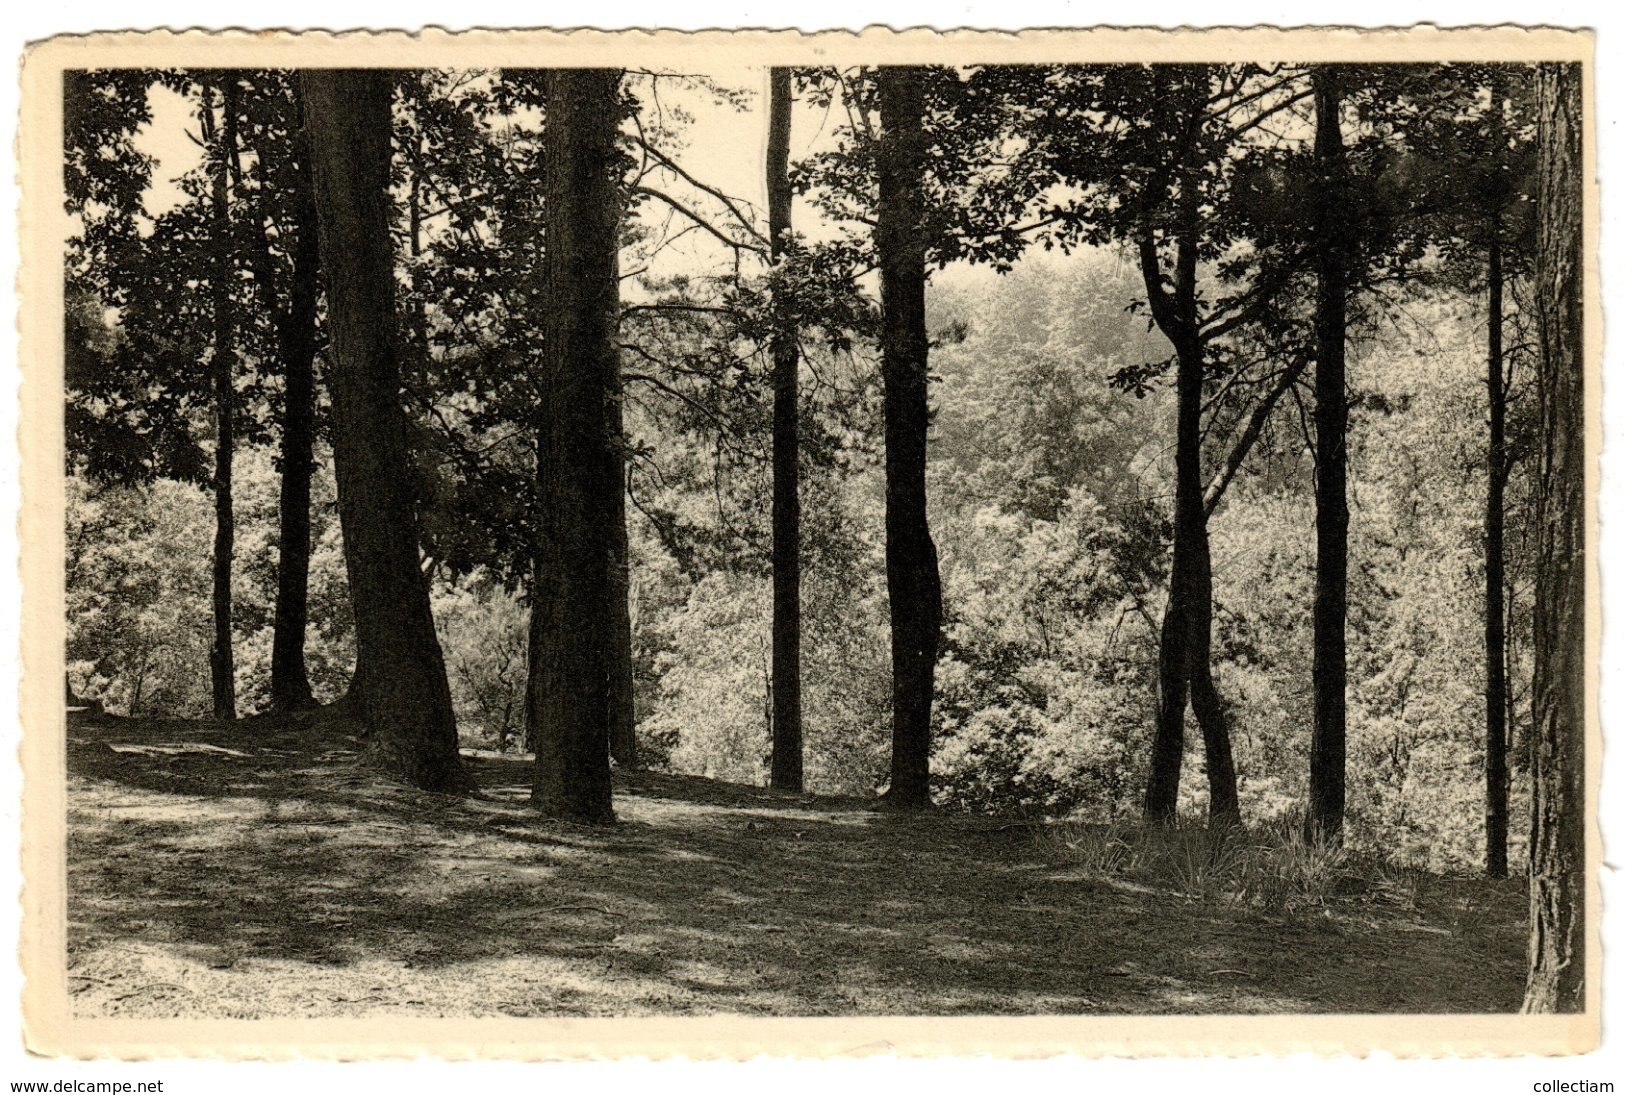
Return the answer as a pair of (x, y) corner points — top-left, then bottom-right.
(14, 24), (1602, 1061)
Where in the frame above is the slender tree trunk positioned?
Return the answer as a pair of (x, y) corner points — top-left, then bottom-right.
(1141, 228), (1239, 827)
(206, 79), (238, 721)
(1189, 637), (1239, 824)
(767, 67), (804, 792)
(1485, 154), (1510, 878)
(1169, 339), (1240, 827)
(1308, 66), (1350, 843)
(1146, 315), (1205, 824)
(301, 69), (472, 794)
(268, 107), (321, 713)
(1145, 591), (1190, 824)
(528, 67), (624, 824)
(606, 294), (638, 769)
(875, 66), (941, 811)
(1523, 60), (1586, 1015)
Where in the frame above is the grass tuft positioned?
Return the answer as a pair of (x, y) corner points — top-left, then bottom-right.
(1038, 812), (1368, 914)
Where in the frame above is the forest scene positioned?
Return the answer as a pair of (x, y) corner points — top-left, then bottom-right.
(59, 57), (1587, 1019)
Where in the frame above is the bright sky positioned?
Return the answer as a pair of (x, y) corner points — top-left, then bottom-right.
(132, 69), (817, 240)
(132, 82), (200, 215)
(123, 67), (1008, 297)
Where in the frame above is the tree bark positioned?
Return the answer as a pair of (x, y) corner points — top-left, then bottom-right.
(528, 68), (624, 824)
(266, 97), (321, 713)
(1144, 591), (1190, 824)
(606, 303), (638, 769)
(1523, 60), (1586, 1015)
(523, 604), (543, 754)
(767, 67), (804, 792)
(1308, 66), (1350, 843)
(206, 78), (238, 722)
(875, 66), (942, 811)
(1484, 102), (1510, 878)
(301, 69), (472, 793)
(1139, 223), (1239, 828)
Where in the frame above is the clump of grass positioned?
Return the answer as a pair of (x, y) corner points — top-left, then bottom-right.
(1231, 817), (1350, 911)
(1037, 811), (1357, 914)
(1137, 822), (1250, 900)
(1369, 860), (1429, 912)
(1035, 819), (1136, 876)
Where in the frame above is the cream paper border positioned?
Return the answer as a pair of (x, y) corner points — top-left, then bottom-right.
(16, 25), (1602, 1059)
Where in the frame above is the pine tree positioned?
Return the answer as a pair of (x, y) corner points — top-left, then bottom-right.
(528, 68), (627, 824)
(1522, 59), (1585, 1016)
(1307, 65), (1351, 842)
(767, 67), (804, 792)
(301, 68), (473, 793)
(875, 66), (942, 810)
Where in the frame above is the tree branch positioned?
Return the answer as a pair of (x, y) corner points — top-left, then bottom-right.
(630, 136), (770, 247)
(634, 186), (768, 256)
(1203, 354), (1311, 517)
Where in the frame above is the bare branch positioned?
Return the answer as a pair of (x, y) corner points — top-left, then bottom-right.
(634, 186), (768, 256)
(630, 136), (770, 247)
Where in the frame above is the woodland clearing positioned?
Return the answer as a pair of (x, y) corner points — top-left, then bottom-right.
(65, 708), (1525, 1018)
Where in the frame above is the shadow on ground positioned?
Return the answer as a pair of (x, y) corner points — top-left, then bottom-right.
(63, 709), (1527, 1018)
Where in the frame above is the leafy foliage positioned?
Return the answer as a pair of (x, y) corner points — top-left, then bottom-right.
(63, 62), (1544, 874)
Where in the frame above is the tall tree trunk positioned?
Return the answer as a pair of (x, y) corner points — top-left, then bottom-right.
(767, 67), (804, 792)
(268, 105), (321, 713)
(1140, 226), (1239, 828)
(1484, 113), (1510, 878)
(1308, 66), (1350, 842)
(875, 66), (941, 811)
(1523, 60), (1586, 1015)
(528, 68), (624, 824)
(206, 78), (238, 722)
(301, 69), (472, 794)
(606, 294), (638, 769)
(1146, 319), (1205, 825)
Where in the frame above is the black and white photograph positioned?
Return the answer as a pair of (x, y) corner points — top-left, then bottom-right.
(13, 23), (1600, 1061)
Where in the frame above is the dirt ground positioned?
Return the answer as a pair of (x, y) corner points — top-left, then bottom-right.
(63, 708), (1528, 1018)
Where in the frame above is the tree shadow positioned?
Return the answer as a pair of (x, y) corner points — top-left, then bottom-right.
(66, 710), (1527, 1017)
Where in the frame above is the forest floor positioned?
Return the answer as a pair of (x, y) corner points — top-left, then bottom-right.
(64, 708), (1527, 1018)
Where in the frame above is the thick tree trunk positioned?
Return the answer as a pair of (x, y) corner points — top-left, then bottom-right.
(301, 69), (472, 794)
(268, 109), (321, 713)
(1523, 61), (1586, 1015)
(1308, 67), (1350, 843)
(767, 67), (804, 792)
(1485, 183), (1510, 879)
(875, 66), (941, 810)
(528, 68), (624, 824)
(206, 79), (238, 722)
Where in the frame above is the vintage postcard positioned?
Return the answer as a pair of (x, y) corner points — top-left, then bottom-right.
(16, 26), (1600, 1058)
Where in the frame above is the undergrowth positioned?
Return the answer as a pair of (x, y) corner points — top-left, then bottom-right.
(1034, 813), (1437, 915)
